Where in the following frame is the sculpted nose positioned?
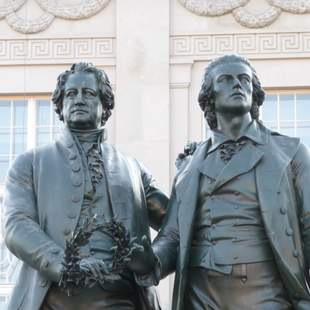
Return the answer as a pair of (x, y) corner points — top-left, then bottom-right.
(232, 77), (241, 89)
(75, 91), (85, 105)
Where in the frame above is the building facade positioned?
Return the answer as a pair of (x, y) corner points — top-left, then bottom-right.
(0, 0), (310, 309)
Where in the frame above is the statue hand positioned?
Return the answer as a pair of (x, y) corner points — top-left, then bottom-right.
(79, 257), (112, 281)
(125, 235), (156, 275)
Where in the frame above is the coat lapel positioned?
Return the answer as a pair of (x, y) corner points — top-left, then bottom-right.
(199, 143), (264, 193)
(101, 143), (129, 215)
(255, 131), (295, 230)
(176, 140), (210, 262)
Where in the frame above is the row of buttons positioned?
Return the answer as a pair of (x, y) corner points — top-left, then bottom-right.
(65, 140), (82, 236)
(279, 202), (299, 258)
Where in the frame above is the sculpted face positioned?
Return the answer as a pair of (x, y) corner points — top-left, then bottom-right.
(211, 62), (253, 117)
(62, 72), (103, 130)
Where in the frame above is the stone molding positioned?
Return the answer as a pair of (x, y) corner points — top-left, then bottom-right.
(179, 0), (310, 28)
(0, 0), (111, 34)
(0, 37), (115, 65)
(170, 32), (310, 60)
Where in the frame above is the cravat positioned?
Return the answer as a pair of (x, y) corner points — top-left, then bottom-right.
(219, 139), (247, 163)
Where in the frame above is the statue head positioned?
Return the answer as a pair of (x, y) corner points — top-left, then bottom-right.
(52, 62), (114, 130)
(198, 54), (265, 130)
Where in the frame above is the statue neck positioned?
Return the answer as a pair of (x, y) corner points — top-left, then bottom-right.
(70, 127), (106, 144)
(216, 112), (252, 140)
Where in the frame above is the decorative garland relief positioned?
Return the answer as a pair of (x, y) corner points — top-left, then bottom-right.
(2, 0), (310, 33)
(0, 0), (111, 34)
(179, 0), (310, 28)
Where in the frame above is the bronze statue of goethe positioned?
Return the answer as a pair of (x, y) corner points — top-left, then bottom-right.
(3, 63), (168, 310)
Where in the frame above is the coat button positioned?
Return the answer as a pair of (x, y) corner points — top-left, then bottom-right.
(69, 153), (77, 160)
(63, 228), (71, 236)
(51, 249), (60, 255)
(73, 179), (82, 187)
(39, 280), (48, 287)
(41, 259), (49, 268)
(280, 207), (287, 215)
(286, 228), (293, 236)
(293, 249), (299, 257)
(66, 141), (74, 148)
(68, 213), (77, 219)
(234, 191), (240, 196)
(72, 164), (81, 172)
(72, 195), (81, 203)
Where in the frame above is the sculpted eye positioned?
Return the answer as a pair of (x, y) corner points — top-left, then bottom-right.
(241, 75), (251, 83)
(217, 75), (229, 83)
(84, 89), (96, 97)
(65, 90), (76, 97)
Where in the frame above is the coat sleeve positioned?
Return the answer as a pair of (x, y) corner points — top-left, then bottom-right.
(3, 151), (64, 282)
(135, 185), (179, 287)
(152, 185), (180, 279)
(291, 142), (310, 266)
(137, 161), (169, 231)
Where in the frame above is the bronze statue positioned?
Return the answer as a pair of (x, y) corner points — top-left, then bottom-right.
(128, 54), (310, 309)
(3, 63), (168, 310)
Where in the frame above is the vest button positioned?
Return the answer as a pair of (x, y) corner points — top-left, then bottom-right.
(286, 228), (293, 236)
(280, 207), (287, 215)
(234, 191), (240, 196)
(212, 240), (217, 245)
(293, 249), (299, 257)
(234, 205), (239, 210)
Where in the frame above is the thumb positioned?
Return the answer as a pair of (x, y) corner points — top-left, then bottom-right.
(141, 235), (151, 251)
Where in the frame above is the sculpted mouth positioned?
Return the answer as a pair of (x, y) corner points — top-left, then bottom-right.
(72, 109), (88, 113)
(231, 92), (245, 98)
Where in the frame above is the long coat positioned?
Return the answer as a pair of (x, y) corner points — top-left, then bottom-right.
(153, 122), (310, 310)
(3, 127), (168, 310)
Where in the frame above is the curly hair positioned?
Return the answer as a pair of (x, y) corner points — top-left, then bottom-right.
(198, 54), (265, 130)
(52, 62), (115, 126)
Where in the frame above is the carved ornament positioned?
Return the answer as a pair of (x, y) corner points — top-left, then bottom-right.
(0, 0), (111, 34)
(179, 0), (310, 28)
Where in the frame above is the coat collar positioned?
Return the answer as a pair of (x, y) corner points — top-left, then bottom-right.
(208, 120), (266, 154)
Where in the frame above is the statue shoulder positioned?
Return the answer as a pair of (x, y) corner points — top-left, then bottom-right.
(175, 141), (201, 171)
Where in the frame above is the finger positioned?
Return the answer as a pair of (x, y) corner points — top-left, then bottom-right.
(132, 243), (144, 252)
(130, 236), (138, 245)
(99, 262), (110, 275)
(110, 245), (118, 252)
(89, 264), (100, 279)
(142, 235), (151, 249)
